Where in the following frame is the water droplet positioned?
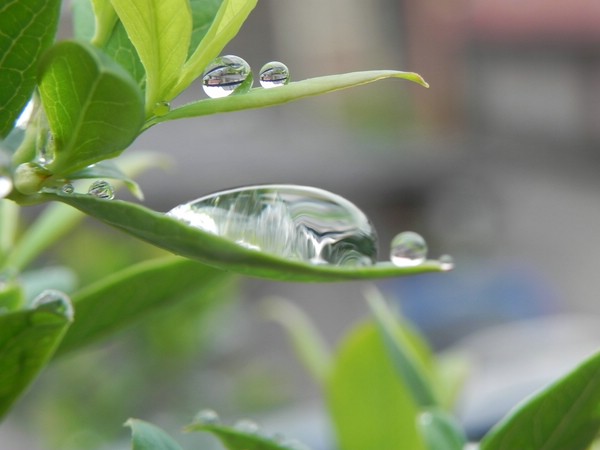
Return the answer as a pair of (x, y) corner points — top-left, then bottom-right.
(166, 185), (378, 266)
(31, 289), (74, 320)
(202, 55), (253, 98)
(153, 101), (170, 116)
(0, 176), (13, 199)
(60, 183), (74, 195)
(390, 231), (427, 267)
(439, 254), (454, 271)
(194, 409), (220, 425)
(234, 419), (259, 434)
(88, 180), (114, 200)
(259, 61), (290, 89)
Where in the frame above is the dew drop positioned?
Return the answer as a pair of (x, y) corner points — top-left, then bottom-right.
(259, 61), (290, 89)
(234, 419), (259, 434)
(31, 289), (74, 321)
(390, 231), (427, 267)
(60, 183), (74, 195)
(166, 185), (378, 266)
(194, 409), (220, 425)
(0, 176), (13, 199)
(88, 180), (114, 200)
(439, 254), (454, 271)
(153, 101), (170, 116)
(202, 55), (253, 98)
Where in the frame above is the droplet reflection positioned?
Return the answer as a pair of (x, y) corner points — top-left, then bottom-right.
(390, 231), (427, 267)
(259, 61), (290, 89)
(88, 180), (115, 200)
(202, 55), (253, 98)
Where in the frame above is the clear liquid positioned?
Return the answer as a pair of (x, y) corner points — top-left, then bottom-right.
(202, 55), (252, 98)
(259, 61), (290, 89)
(166, 185), (378, 266)
(389, 231), (427, 267)
(31, 289), (74, 320)
(88, 180), (115, 200)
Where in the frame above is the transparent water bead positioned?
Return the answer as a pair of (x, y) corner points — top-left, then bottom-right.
(31, 289), (74, 321)
(234, 419), (260, 434)
(88, 180), (114, 200)
(61, 183), (74, 195)
(439, 254), (454, 271)
(202, 55), (253, 98)
(390, 231), (427, 267)
(0, 175), (13, 199)
(259, 61), (290, 89)
(194, 409), (220, 425)
(166, 185), (377, 266)
(153, 101), (170, 116)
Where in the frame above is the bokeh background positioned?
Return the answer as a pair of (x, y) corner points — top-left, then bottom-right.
(3, 0), (600, 448)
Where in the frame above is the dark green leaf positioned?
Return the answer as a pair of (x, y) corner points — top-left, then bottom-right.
(148, 70), (428, 129)
(186, 422), (293, 450)
(0, 299), (72, 419)
(480, 349), (600, 450)
(126, 418), (184, 450)
(0, 0), (61, 137)
(38, 41), (144, 175)
(326, 321), (426, 450)
(52, 193), (447, 282)
(55, 257), (229, 357)
(417, 408), (466, 450)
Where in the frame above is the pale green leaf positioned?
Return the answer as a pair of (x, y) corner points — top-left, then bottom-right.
(148, 70), (428, 129)
(186, 421), (294, 450)
(38, 41), (145, 175)
(0, 0), (61, 137)
(51, 193), (447, 282)
(418, 408), (467, 450)
(91, 0), (118, 46)
(480, 349), (600, 450)
(126, 419), (184, 450)
(111, 0), (192, 113)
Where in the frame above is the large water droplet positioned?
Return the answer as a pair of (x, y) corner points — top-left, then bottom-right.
(166, 185), (378, 266)
(202, 55), (253, 98)
(31, 289), (74, 321)
(259, 61), (290, 89)
(0, 175), (13, 199)
(390, 231), (427, 267)
(194, 409), (220, 425)
(88, 180), (114, 200)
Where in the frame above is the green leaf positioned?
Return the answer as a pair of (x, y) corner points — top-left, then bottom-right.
(55, 257), (229, 357)
(52, 193), (447, 282)
(186, 422), (294, 450)
(172, 0), (257, 97)
(417, 408), (467, 450)
(480, 349), (600, 450)
(189, 0), (223, 58)
(72, 0), (96, 41)
(91, 0), (118, 47)
(104, 22), (146, 86)
(126, 418), (184, 450)
(0, 298), (72, 419)
(0, 0), (61, 137)
(326, 321), (426, 450)
(38, 40), (144, 175)
(149, 70), (429, 128)
(111, 0), (192, 113)
(366, 288), (438, 407)
(0, 282), (24, 314)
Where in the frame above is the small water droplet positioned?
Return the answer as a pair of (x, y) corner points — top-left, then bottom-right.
(194, 409), (220, 425)
(88, 180), (114, 200)
(234, 419), (259, 434)
(153, 101), (170, 116)
(259, 61), (290, 89)
(31, 289), (74, 320)
(166, 185), (378, 266)
(0, 176), (13, 199)
(60, 183), (74, 195)
(202, 55), (253, 98)
(390, 231), (427, 267)
(439, 254), (454, 271)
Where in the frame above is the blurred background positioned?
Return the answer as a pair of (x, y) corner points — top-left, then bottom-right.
(3, 0), (600, 448)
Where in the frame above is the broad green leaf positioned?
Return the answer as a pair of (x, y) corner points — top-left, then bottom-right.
(417, 408), (466, 450)
(366, 288), (438, 407)
(263, 297), (332, 384)
(91, 0), (118, 46)
(0, 282), (24, 313)
(126, 418), (184, 450)
(0, 298), (72, 419)
(111, 0), (192, 113)
(52, 193), (447, 282)
(0, 200), (19, 258)
(0, 0), (61, 137)
(72, 0), (96, 41)
(189, 0), (223, 58)
(172, 0), (257, 97)
(38, 41), (144, 175)
(480, 349), (600, 450)
(148, 70), (429, 129)
(55, 257), (229, 357)
(186, 422), (294, 450)
(326, 321), (426, 450)
(104, 22), (146, 86)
